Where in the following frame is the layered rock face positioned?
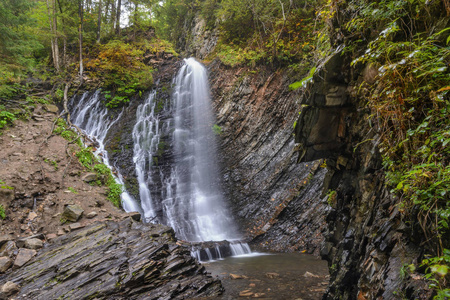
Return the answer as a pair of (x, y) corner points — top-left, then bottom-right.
(0, 218), (223, 300)
(293, 46), (432, 300)
(207, 61), (329, 254)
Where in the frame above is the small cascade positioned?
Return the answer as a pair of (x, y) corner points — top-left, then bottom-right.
(230, 242), (252, 256)
(131, 91), (160, 222)
(69, 90), (141, 213)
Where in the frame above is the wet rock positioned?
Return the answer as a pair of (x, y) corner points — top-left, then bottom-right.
(253, 293), (266, 298)
(304, 271), (320, 278)
(239, 290), (254, 297)
(13, 249), (36, 268)
(265, 272), (280, 279)
(0, 281), (19, 298)
(23, 239), (43, 250)
(0, 257), (12, 273)
(86, 211), (97, 219)
(1, 218), (223, 299)
(230, 273), (244, 279)
(62, 204), (84, 222)
(0, 241), (17, 258)
(81, 172), (97, 182)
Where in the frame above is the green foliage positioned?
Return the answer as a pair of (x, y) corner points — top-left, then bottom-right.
(0, 204), (5, 220)
(421, 249), (450, 299)
(289, 67), (316, 90)
(93, 163), (122, 208)
(0, 180), (13, 190)
(0, 0), (43, 71)
(346, 0), (450, 294)
(212, 124), (222, 135)
(107, 181), (123, 208)
(67, 187), (77, 194)
(155, 0), (328, 67)
(0, 107), (17, 130)
(76, 147), (95, 169)
(86, 40), (154, 108)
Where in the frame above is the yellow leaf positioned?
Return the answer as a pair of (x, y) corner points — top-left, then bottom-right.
(437, 86), (450, 92)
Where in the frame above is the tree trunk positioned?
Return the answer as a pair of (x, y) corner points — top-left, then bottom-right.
(97, 0), (102, 43)
(78, 0), (84, 82)
(46, 0), (60, 72)
(110, 0), (116, 35)
(115, 0), (121, 35)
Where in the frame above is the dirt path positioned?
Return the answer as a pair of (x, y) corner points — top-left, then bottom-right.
(0, 103), (129, 240)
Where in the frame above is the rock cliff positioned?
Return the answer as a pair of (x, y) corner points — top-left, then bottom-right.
(207, 60), (329, 254)
(293, 29), (432, 300)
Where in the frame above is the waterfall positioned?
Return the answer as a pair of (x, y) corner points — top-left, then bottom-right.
(69, 58), (251, 259)
(168, 58), (239, 242)
(69, 90), (141, 213)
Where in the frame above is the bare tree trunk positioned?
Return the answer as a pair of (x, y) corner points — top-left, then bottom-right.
(63, 37), (67, 67)
(115, 0), (121, 35)
(110, 0), (116, 35)
(53, 0), (60, 71)
(78, 0), (84, 82)
(46, 0), (60, 72)
(97, 0), (102, 43)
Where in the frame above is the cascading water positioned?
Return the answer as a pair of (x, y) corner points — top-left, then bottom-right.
(69, 58), (251, 260)
(69, 90), (142, 213)
(168, 58), (239, 242)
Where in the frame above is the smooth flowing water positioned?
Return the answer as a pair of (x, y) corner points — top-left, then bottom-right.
(69, 90), (142, 213)
(169, 58), (239, 242)
(70, 58), (250, 256)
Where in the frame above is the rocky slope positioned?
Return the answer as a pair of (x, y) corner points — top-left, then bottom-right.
(0, 217), (222, 300)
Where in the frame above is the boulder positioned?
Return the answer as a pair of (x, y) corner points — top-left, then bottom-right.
(81, 173), (97, 183)
(0, 241), (17, 258)
(62, 204), (84, 222)
(43, 104), (59, 114)
(0, 281), (19, 298)
(16, 234), (45, 248)
(13, 249), (36, 268)
(0, 235), (14, 248)
(0, 257), (12, 273)
(24, 239), (43, 250)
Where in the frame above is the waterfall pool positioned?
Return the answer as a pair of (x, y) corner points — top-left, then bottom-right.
(202, 252), (329, 300)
